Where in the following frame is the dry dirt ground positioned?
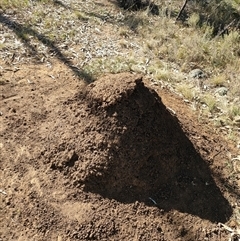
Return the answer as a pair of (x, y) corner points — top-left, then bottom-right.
(0, 61), (240, 241)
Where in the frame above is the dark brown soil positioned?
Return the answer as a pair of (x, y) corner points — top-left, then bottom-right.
(47, 73), (232, 221)
(0, 62), (239, 241)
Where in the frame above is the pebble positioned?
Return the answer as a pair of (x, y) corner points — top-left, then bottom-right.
(215, 87), (228, 96)
(189, 69), (206, 79)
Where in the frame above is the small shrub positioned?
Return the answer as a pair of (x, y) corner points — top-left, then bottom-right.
(188, 13), (200, 28)
(177, 84), (195, 100)
(201, 94), (217, 113)
(210, 74), (227, 87)
(154, 69), (174, 82)
(228, 105), (240, 120)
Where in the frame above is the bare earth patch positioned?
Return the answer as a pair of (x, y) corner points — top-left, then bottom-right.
(0, 61), (240, 240)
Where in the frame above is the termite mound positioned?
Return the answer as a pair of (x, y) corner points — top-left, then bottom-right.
(49, 74), (225, 209)
(82, 73), (185, 200)
(50, 73), (198, 200)
(75, 73), (183, 200)
(47, 72), (232, 221)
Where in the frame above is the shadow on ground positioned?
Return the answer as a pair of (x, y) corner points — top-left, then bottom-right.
(0, 13), (94, 83)
(71, 74), (233, 223)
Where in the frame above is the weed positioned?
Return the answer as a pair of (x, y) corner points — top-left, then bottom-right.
(210, 74), (227, 87)
(124, 12), (149, 32)
(201, 94), (217, 113)
(118, 27), (130, 37)
(177, 84), (195, 101)
(229, 105), (240, 120)
(74, 10), (89, 21)
(223, 30), (240, 55)
(147, 61), (164, 75)
(154, 69), (174, 82)
(83, 56), (137, 79)
(0, 43), (5, 50)
(202, 24), (214, 39)
(119, 39), (129, 48)
(227, 129), (239, 142)
(188, 13), (200, 28)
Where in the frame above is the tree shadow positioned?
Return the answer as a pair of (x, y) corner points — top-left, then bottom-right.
(110, 0), (239, 36)
(175, 0), (240, 36)
(82, 77), (233, 223)
(0, 13), (94, 83)
(112, 0), (159, 15)
(52, 0), (69, 9)
(29, 0), (69, 9)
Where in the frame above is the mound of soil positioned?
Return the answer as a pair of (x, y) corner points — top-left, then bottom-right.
(46, 73), (231, 222)
(1, 67), (237, 241)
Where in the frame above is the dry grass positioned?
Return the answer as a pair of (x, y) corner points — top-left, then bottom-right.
(210, 74), (228, 87)
(0, 0), (239, 143)
(0, 0), (28, 9)
(1, 2), (236, 116)
(177, 84), (196, 101)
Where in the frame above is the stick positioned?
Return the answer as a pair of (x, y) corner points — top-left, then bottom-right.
(215, 19), (236, 37)
(176, 0), (189, 21)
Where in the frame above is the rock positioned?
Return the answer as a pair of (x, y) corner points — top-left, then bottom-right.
(215, 87), (228, 96)
(189, 69), (206, 79)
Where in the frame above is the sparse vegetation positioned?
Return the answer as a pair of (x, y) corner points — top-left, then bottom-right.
(229, 105), (240, 120)
(0, 0), (28, 9)
(177, 84), (195, 101)
(201, 94), (218, 113)
(1, 0), (239, 141)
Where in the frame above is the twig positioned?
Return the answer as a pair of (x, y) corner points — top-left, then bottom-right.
(215, 19), (236, 37)
(175, 0), (189, 21)
(149, 197), (157, 205)
(218, 223), (240, 241)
